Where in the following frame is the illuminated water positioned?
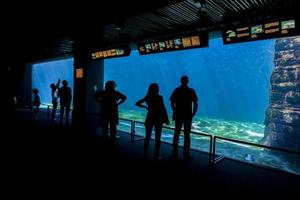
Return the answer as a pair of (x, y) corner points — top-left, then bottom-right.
(31, 37), (300, 175)
(118, 108), (300, 175)
(104, 37), (299, 174)
(119, 108), (264, 143)
(32, 58), (74, 105)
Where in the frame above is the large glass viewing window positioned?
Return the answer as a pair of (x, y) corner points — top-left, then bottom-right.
(104, 36), (300, 175)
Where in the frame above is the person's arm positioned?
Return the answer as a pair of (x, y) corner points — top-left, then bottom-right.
(58, 87), (62, 98)
(117, 92), (127, 106)
(37, 95), (41, 106)
(170, 91), (176, 120)
(160, 96), (169, 125)
(55, 79), (61, 89)
(135, 98), (148, 109)
(170, 91), (176, 111)
(192, 90), (198, 117)
(170, 100), (175, 111)
(192, 101), (198, 117)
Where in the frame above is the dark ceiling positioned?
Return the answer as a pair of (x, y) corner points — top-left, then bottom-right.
(5, 0), (298, 65)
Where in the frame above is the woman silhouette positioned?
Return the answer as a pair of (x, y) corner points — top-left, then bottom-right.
(136, 83), (169, 159)
(93, 81), (127, 140)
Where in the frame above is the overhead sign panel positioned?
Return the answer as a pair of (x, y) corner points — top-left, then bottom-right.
(137, 32), (208, 55)
(91, 45), (131, 59)
(223, 18), (299, 44)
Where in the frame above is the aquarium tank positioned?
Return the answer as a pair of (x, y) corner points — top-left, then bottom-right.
(104, 36), (300, 175)
(32, 58), (74, 108)
(31, 36), (299, 175)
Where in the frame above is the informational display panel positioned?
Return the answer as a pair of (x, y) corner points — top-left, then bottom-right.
(137, 32), (208, 55)
(91, 46), (131, 59)
(223, 19), (299, 44)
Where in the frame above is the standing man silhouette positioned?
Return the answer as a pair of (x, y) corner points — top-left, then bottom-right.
(58, 80), (72, 125)
(170, 75), (198, 159)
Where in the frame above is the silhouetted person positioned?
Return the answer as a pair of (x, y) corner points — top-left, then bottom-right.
(170, 76), (198, 159)
(50, 79), (60, 122)
(58, 80), (72, 125)
(136, 83), (169, 159)
(32, 88), (41, 119)
(93, 81), (126, 140)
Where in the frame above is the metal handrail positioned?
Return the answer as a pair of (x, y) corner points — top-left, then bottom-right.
(212, 136), (300, 175)
(119, 118), (146, 142)
(42, 103), (73, 119)
(125, 118), (212, 137)
(119, 117), (134, 122)
(214, 136), (300, 155)
(119, 117), (299, 173)
(119, 117), (213, 162)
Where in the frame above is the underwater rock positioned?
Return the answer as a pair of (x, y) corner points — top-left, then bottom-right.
(263, 36), (300, 152)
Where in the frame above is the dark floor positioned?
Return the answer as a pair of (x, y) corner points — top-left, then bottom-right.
(7, 112), (300, 197)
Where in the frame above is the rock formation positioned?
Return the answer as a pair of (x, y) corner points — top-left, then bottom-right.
(263, 36), (300, 152)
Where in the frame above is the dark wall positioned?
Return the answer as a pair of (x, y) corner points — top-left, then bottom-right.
(73, 49), (104, 129)
(86, 59), (104, 114)
(8, 63), (32, 108)
(16, 64), (32, 108)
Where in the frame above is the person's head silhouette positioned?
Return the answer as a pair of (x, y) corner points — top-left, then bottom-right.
(146, 83), (159, 97)
(32, 88), (39, 94)
(62, 80), (69, 87)
(105, 80), (116, 91)
(180, 75), (189, 86)
(50, 83), (56, 90)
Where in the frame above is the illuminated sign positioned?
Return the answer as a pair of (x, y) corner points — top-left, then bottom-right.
(137, 33), (208, 55)
(91, 46), (131, 59)
(76, 68), (83, 78)
(223, 19), (299, 44)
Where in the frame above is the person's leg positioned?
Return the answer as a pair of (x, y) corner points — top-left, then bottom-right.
(144, 120), (153, 159)
(110, 121), (117, 140)
(36, 105), (40, 115)
(183, 120), (192, 158)
(60, 105), (64, 124)
(65, 105), (70, 125)
(154, 123), (162, 159)
(52, 102), (57, 122)
(102, 120), (109, 139)
(172, 147), (179, 160)
(173, 120), (183, 149)
(33, 105), (39, 119)
(33, 106), (38, 119)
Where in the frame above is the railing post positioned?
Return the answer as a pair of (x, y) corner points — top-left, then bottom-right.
(131, 121), (135, 142)
(212, 136), (216, 164)
(209, 136), (213, 164)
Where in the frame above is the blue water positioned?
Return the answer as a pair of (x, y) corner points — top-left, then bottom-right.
(32, 58), (74, 105)
(31, 37), (299, 175)
(105, 37), (275, 123)
(104, 37), (299, 175)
